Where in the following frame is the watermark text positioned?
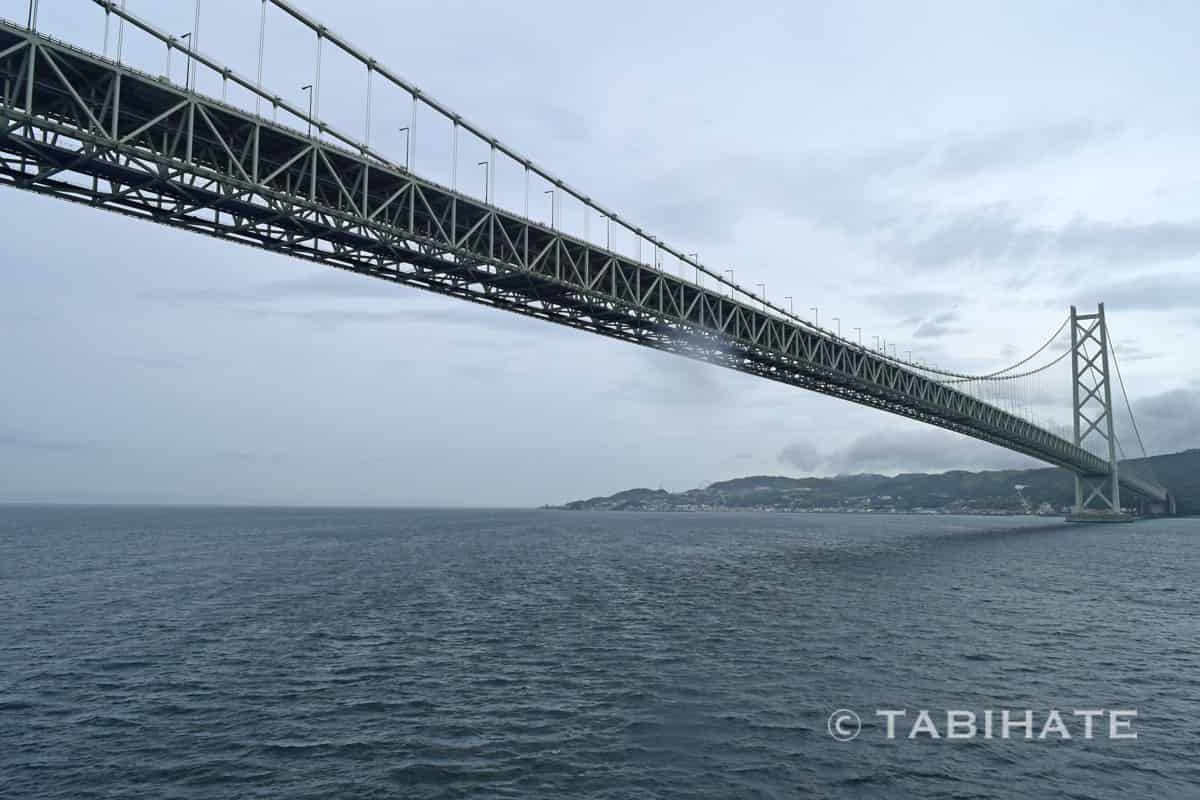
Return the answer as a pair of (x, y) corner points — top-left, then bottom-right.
(827, 708), (1137, 741)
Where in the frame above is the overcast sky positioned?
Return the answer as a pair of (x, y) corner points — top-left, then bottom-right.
(2, 0), (1199, 505)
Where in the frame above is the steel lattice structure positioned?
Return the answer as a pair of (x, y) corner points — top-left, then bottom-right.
(0, 16), (1171, 508)
(1068, 304), (1146, 519)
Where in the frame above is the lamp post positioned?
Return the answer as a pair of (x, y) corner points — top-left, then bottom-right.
(398, 127), (410, 170)
(833, 317), (841, 337)
(477, 161), (488, 202)
(301, 84), (313, 136)
(724, 269), (734, 297)
(854, 327), (862, 346)
(180, 32), (192, 90)
(810, 307), (819, 328)
(687, 253), (699, 284)
(756, 283), (766, 311)
(784, 296), (794, 315)
(543, 189), (555, 228)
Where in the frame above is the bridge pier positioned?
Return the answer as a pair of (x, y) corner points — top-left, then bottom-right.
(1140, 493), (1176, 517)
(1066, 509), (1135, 524)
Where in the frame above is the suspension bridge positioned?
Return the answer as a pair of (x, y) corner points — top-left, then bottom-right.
(0, 1), (1174, 520)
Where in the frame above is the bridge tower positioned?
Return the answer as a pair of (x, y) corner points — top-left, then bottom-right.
(1068, 304), (1131, 522)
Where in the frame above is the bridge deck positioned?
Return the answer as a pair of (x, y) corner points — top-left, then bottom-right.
(0, 21), (1168, 503)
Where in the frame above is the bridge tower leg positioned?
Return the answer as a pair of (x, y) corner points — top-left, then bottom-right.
(1068, 304), (1132, 523)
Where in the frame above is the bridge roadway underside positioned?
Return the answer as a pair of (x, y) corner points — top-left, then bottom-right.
(0, 23), (1168, 505)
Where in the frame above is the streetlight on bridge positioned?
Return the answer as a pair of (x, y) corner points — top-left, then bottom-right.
(397, 127), (410, 170)
(810, 307), (819, 328)
(300, 84), (313, 137)
(477, 161), (488, 203)
(543, 189), (555, 228)
(833, 317), (841, 337)
(180, 32), (192, 91)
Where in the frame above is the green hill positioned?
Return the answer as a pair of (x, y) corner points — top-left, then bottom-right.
(553, 449), (1200, 516)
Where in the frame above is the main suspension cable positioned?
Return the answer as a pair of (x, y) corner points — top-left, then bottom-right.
(1110, 337), (1152, 462)
(942, 346), (1071, 385)
(1107, 333), (1163, 490)
(970, 314), (1070, 380)
(869, 313), (1071, 383)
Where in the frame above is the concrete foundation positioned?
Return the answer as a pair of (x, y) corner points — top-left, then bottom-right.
(1066, 510), (1136, 524)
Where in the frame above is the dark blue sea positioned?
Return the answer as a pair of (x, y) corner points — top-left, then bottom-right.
(1, 507), (1196, 798)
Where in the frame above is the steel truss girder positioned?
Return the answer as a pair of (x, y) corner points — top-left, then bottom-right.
(0, 23), (1170, 503)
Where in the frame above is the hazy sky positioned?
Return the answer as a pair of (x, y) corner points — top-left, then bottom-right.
(2, 0), (1199, 505)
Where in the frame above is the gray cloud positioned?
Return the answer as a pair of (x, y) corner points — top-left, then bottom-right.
(913, 310), (966, 339)
(893, 207), (1200, 271)
(143, 273), (554, 334)
(115, 354), (198, 370)
(1059, 219), (1200, 264)
(141, 273), (410, 304)
(887, 204), (1039, 268)
(236, 306), (546, 334)
(637, 145), (907, 244)
(1113, 338), (1160, 363)
(637, 118), (1124, 252)
(862, 290), (967, 319)
(0, 311), (44, 324)
(638, 116), (1199, 275)
(831, 430), (1042, 474)
(1060, 271), (1200, 312)
(931, 119), (1121, 178)
(0, 431), (93, 453)
(1126, 387), (1200, 455)
(638, 193), (743, 244)
(235, 309), (411, 328)
(530, 102), (591, 144)
(777, 428), (1040, 476)
(778, 441), (823, 472)
(619, 347), (737, 408)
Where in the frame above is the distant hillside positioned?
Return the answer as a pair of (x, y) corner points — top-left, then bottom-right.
(551, 449), (1200, 516)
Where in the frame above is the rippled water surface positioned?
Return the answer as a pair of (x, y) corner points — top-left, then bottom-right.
(1, 507), (1197, 798)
